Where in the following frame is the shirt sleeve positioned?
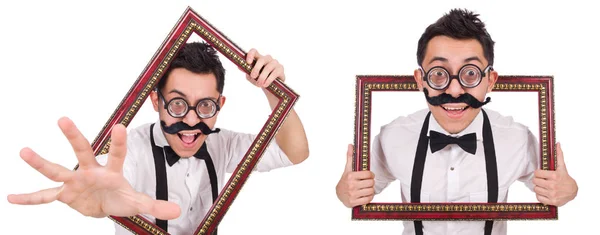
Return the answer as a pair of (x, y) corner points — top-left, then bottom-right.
(518, 129), (540, 191)
(225, 130), (293, 173)
(371, 132), (396, 194)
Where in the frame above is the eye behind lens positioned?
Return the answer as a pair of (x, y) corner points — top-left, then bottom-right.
(196, 100), (217, 118)
(459, 65), (482, 87)
(428, 67), (450, 90)
(168, 98), (189, 117)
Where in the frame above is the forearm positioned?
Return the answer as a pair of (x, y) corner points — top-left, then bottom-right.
(263, 88), (309, 164)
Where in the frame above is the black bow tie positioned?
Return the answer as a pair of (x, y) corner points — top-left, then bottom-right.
(429, 130), (477, 155)
(163, 143), (210, 166)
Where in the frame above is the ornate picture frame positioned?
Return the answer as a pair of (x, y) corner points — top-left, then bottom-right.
(84, 7), (299, 234)
(352, 75), (557, 220)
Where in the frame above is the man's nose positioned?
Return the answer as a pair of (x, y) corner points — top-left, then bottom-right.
(445, 78), (465, 98)
(182, 108), (201, 126)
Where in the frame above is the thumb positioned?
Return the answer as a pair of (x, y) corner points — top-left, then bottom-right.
(556, 142), (567, 172)
(345, 144), (354, 172)
(149, 200), (181, 220)
(137, 193), (181, 220)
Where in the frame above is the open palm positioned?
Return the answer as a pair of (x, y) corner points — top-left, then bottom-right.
(7, 117), (180, 220)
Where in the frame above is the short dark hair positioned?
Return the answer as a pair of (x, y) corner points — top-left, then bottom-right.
(416, 8), (495, 66)
(157, 42), (226, 93)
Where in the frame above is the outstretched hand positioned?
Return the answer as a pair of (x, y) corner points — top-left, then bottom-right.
(7, 117), (181, 220)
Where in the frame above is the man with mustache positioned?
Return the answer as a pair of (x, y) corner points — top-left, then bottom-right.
(335, 8), (577, 235)
(7, 42), (309, 234)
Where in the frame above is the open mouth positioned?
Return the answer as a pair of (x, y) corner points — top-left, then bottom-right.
(177, 132), (201, 145)
(441, 105), (469, 118)
(441, 105), (469, 111)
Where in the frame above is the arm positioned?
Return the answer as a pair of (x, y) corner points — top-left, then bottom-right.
(517, 130), (539, 191)
(262, 90), (308, 164)
(370, 131), (396, 194)
(245, 49), (309, 164)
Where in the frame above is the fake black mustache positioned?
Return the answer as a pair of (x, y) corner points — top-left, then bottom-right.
(423, 88), (491, 109)
(160, 120), (221, 135)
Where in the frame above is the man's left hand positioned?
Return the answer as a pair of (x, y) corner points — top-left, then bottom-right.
(533, 143), (578, 206)
(245, 48), (285, 88)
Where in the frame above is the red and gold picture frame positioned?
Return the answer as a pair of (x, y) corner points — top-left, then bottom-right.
(85, 7), (299, 235)
(352, 75), (557, 220)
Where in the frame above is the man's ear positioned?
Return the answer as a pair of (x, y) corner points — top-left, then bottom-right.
(486, 70), (499, 93)
(219, 95), (226, 108)
(414, 68), (424, 91)
(150, 90), (159, 112)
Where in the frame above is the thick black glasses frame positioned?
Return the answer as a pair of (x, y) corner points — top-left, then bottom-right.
(156, 89), (221, 119)
(421, 64), (493, 90)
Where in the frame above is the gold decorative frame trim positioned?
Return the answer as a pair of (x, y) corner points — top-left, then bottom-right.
(352, 75), (557, 220)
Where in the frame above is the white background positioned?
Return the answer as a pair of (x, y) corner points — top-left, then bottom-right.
(1, 0), (598, 234)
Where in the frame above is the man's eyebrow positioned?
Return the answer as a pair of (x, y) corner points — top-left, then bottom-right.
(428, 56), (448, 64)
(464, 56), (482, 64)
(167, 89), (219, 101)
(168, 89), (187, 98)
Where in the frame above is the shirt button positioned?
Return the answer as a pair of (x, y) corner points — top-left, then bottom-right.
(450, 167), (455, 171)
(186, 173), (190, 177)
(190, 207), (193, 211)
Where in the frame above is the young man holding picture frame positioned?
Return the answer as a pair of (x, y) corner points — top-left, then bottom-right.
(336, 8), (578, 235)
(7, 40), (309, 235)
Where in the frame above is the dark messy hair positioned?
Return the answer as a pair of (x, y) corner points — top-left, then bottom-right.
(416, 8), (495, 66)
(157, 42), (226, 93)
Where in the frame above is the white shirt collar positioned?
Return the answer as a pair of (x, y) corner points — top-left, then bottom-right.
(427, 109), (484, 141)
(152, 120), (169, 147)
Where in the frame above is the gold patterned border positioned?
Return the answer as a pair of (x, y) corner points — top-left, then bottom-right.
(353, 75), (557, 220)
(128, 216), (166, 235)
(361, 203), (550, 212)
(191, 22), (249, 72)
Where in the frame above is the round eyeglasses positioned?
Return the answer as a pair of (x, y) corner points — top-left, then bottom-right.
(421, 64), (493, 90)
(156, 90), (221, 119)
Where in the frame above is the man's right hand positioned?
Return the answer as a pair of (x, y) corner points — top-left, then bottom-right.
(336, 144), (375, 208)
(7, 117), (181, 220)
